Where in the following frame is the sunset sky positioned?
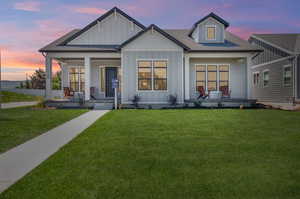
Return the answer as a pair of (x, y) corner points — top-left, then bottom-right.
(1, 0), (300, 80)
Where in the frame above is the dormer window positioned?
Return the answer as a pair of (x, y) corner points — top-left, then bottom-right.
(206, 25), (216, 40)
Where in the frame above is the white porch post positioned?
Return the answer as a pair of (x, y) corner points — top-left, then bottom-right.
(84, 56), (91, 101)
(246, 56), (252, 99)
(184, 55), (190, 100)
(45, 55), (52, 100)
(59, 63), (66, 98)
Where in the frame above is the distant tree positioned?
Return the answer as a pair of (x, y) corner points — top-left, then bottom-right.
(52, 71), (61, 90)
(30, 68), (46, 89)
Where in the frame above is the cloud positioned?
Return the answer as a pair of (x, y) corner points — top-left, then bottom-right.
(228, 26), (272, 40)
(14, 1), (41, 12)
(72, 7), (107, 15)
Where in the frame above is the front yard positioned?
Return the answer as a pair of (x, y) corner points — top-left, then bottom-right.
(0, 107), (88, 153)
(1, 109), (300, 198)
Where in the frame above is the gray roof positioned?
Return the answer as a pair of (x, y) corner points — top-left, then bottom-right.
(252, 34), (300, 54)
(40, 28), (262, 53)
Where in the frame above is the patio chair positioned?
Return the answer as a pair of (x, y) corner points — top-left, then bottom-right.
(63, 87), (74, 98)
(90, 87), (96, 100)
(220, 86), (231, 98)
(197, 86), (208, 99)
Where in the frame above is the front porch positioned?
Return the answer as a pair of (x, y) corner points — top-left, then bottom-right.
(44, 52), (121, 101)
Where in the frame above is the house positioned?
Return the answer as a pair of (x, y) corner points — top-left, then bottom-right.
(249, 34), (300, 103)
(39, 7), (261, 107)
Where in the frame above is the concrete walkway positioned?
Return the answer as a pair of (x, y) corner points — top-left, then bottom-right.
(1, 101), (39, 109)
(0, 110), (109, 193)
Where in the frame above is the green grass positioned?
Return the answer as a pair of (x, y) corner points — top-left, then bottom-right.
(1, 109), (300, 199)
(0, 107), (88, 153)
(1, 91), (42, 103)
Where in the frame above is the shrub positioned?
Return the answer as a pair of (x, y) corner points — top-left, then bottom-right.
(168, 94), (177, 105)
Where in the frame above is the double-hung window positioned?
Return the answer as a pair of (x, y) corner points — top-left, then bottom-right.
(263, 70), (270, 87)
(196, 65), (206, 90)
(137, 60), (167, 91)
(283, 65), (292, 86)
(206, 25), (216, 40)
(69, 67), (85, 92)
(253, 72), (260, 86)
(207, 65), (217, 91)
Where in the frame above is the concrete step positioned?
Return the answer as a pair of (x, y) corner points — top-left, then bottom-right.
(93, 103), (114, 110)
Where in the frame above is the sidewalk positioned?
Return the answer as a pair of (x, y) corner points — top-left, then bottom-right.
(1, 101), (39, 109)
(0, 110), (109, 193)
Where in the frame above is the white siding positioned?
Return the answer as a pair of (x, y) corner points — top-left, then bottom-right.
(68, 13), (142, 45)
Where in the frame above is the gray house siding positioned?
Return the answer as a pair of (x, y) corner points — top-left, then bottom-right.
(189, 58), (247, 99)
(251, 59), (294, 102)
(195, 18), (225, 43)
(249, 37), (289, 65)
(68, 12), (142, 45)
(122, 51), (183, 104)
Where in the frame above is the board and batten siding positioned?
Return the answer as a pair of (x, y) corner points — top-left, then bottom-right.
(189, 58), (247, 99)
(192, 17), (225, 43)
(68, 12), (142, 45)
(251, 59), (294, 102)
(249, 37), (289, 65)
(122, 51), (183, 104)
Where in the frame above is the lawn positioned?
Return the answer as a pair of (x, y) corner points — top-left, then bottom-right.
(0, 107), (88, 153)
(1, 109), (300, 199)
(1, 91), (42, 103)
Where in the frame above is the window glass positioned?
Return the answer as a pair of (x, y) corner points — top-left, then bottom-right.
(100, 67), (105, 92)
(207, 27), (216, 40)
(196, 65), (206, 71)
(138, 79), (152, 90)
(138, 68), (152, 78)
(283, 66), (292, 86)
(138, 61), (151, 67)
(208, 82), (217, 91)
(154, 61), (167, 68)
(220, 72), (229, 81)
(196, 72), (205, 81)
(207, 65), (217, 71)
(263, 71), (269, 87)
(219, 65), (229, 71)
(154, 79), (167, 90)
(154, 68), (166, 79)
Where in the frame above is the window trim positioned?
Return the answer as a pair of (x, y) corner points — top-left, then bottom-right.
(136, 59), (168, 92)
(195, 64), (230, 93)
(205, 25), (217, 41)
(283, 64), (292, 87)
(263, 69), (270, 88)
(253, 71), (260, 87)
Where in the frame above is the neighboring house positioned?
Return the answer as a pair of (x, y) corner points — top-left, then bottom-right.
(249, 34), (300, 103)
(40, 7), (261, 105)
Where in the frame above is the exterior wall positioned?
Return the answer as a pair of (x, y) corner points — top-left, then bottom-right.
(251, 59), (294, 102)
(298, 56), (300, 99)
(122, 51), (184, 104)
(249, 37), (289, 65)
(189, 58), (247, 99)
(68, 12), (142, 45)
(192, 17), (225, 43)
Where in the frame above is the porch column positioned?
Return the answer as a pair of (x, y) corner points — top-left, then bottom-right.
(84, 56), (91, 101)
(184, 55), (190, 100)
(59, 63), (66, 98)
(246, 56), (252, 99)
(45, 55), (52, 100)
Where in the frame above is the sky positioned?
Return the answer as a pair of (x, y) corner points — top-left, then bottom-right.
(1, 0), (300, 80)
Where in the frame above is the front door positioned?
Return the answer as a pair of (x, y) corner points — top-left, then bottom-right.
(105, 67), (117, 97)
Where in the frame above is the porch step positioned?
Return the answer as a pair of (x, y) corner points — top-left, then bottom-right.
(93, 103), (114, 110)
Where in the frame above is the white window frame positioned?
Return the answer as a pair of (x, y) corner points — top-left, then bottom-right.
(205, 25), (217, 41)
(283, 64), (292, 87)
(263, 69), (270, 88)
(194, 64), (230, 93)
(253, 71), (260, 87)
(136, 59), (168, 92)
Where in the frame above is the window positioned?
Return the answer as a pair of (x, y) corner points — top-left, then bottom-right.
(253, 72), (260, 86)
(69, 67), (84, 92)
(196, 65), (206, 91)
(195, 64), (229, 92)
(206, 26), (216, 40)
(263, 70), (269, 87)
(137, 60), (167, 91)
(207, 65), (217, 91)
(283, 65), (292, 86)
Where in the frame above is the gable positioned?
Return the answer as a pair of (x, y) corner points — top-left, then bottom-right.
(122, 28), (184, 51)
(197, 17), (225, 43)
(68, 11), (143, 45)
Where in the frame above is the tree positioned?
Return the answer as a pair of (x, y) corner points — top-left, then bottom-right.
(52, 71), (61, 90)
(30, 69), (46, 89)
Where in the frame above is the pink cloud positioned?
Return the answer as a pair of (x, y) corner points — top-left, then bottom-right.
(228, 26), (272, 40)
(72, 7), (107, 15)
(14, 1), (41, 12)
